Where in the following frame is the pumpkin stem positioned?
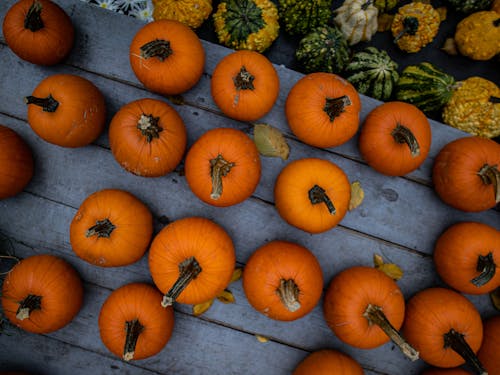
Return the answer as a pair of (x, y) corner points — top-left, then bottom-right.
(394, 17), (419, 43)
(24, 94), (59, 113)
(140, 39), (173, 61)
(444, 329), (487, 375)
(233, 66), (255, 91)
(24, 0), (44, 32)
(323, 95), (352, 122)
(161, 256), (202, 307)
(477, 164), (500, 204)
(470, 252), (496, 287)
(276, 279), (301, 312)
(123, 318), (144, 361)
(391, 124), (420, 157)
(363, 304), (419, 362)
(16, 294), (42, 321)
(85, 218), (116, 238)
(137, 114), (163, 143)
(210, 154), (235, 200)
(308, 184), (336, 215)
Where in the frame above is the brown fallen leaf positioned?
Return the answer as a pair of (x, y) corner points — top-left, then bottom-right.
(349, 181), (365, 211)
(193, 299), (214, 317)
(253, 123), (290, 160)
(373, 253), (404, 281)
(377, 13), (394, 32)
(490, 288), (500, 311)
(230, 267), (243, 283)
(216, 289), (235, 304)
(255, 334), (269, 343)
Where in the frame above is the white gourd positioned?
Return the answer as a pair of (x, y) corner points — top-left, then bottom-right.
(334, 0), (379, 45)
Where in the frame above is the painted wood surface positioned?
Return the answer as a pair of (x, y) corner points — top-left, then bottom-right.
(0, 1), (498, 374)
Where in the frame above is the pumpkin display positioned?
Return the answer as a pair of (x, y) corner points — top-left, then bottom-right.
(374, 0), (399, 13)
(278, 0), (333, 36)
(292, 349), (364, 375)
(432, 136), (500, 212)
(345, 46), (399, 101)
(274, 158), (351, 234)
(403, 288), (485, 372)
(421, 368), (472, 375)
(70, 189), (153, 267)
(454, 11), (500, 60)
(359, 101), (431, 176)
(295, 26), (351, 74)
(210, 50), (279, 122)
(108, 98), (187, 177)
(242, 240), (323, 321)
(98, 283), (175, 361)
(434, 222), (500, 295)
(129, 20), (205, 96)
(25, 74), (106, 148)
(477, 315), (500, 374)
(213, 0), (279, 53)
(333, 0), (379, 46)
(0, 125), (34, 199)
(184, 127), (261, 207)
(447, 0), (493, 13)
(2, 0), (74, 65)
(152, 0), (212, 28)
(1, 254), (83, 334)
(391, 2), (440, 53)
(285, 73), (361, 148)
(149, 217), (236, 306)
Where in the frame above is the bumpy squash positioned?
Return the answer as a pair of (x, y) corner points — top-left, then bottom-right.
(334, 0), (379, 45)
(374, 0), (399, 13)
(278, 0), (332, 35)
(454, 11), (500, 61)
(152, 0), (212, 29)
(213, 0), (279, 53)
(345, 46), (399, 101)
(447, 0), (493, 13)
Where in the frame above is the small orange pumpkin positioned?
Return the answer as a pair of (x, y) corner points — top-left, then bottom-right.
(477, 315), (500, 374)
(242, 240), (323, 321)
(70, 189), (153, 267)
(359, 101), (432, 176)
(210, 50), (280, 122)
(129, 20), (205, 95)
(285, 72), (361, 148)
(292, 349), (364, 375)
(274, 158), (351, 234)
(109, 98), (187, 177)
(184, 127), (261, 207)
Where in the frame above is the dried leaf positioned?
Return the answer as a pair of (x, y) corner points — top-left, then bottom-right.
(255, 334), (269, 343)
(216, 289), (235, 304)
(377, 14), (394, 32)
(253, 123), (290, 160)
(436, 7), (447, 21)
(441, 38), (458, 56)
(373, 253), (404, 281)
(490, 288), (500, 311)
(373, 253), (384, 268)
(192, 299), (214, 317)
(230, 268), (243, 283)
(349, 181), (365, 210)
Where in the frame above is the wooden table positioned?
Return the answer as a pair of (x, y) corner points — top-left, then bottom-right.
(0, 1), (498, 374)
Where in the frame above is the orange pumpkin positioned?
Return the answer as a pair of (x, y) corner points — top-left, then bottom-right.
(25, 74), (106, 148)
(274, 158), (351, 234)
(70, 189), (153, 267)
(210, 50), (280, 122)
(0, 125), (34, 199)
(323, 266), (418, 361)
(403, 287), (485, 372)
(129, 19), (205, 95)
(421, 368), (472, 375)
(292, 349), (364, 375)
(432, 136), (500, 212)
(149, 217), (236, 305)
(2, 0), (74, 65)
(184, 127), (261, 207)
(359, 101), (432, 176)
(285, 72), (361, 148)
(98, 283), (174, 361)
(242, 240), (323, 321)
(1, 254), (83, 334)
(477, 315), (500, 374)
(108, 98), (187, 177)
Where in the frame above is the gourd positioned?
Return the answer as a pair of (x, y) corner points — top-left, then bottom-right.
(345, 46), (399, 101)
(374, 0), (399, 13)
(285, 73), (361, 148)
(477, 315), (500, 373)
(391, 2), (440, 53)
(454, 11), (500, 60)
(152, 0), (212, 28)
(295, 26), (351, 74)
(210, 50), (279, 121)
(25, 74), (106, 148)
(359, 101), (431, 176)
(447, 0), (493, 13)
(109, 98), (187, 177)
(184, 128), (261, 207)
(70, 189), (153, 267)
(0, 125), (34, 199)
(493, 0), (500, 12)
(213, 0), (279, 53)
(278, 0), (333, 36)
(442, 77), (500, 138)
(148, 217), (236, 306)
(292, 349), (364, 375)
(2, 0), (74, 65)
(395, 62), (456, 115)
(129, 20), (205, 95)
(98, 283), (174, 361)
(333, 0), (379, 46)
(274, 158), (351, 234)
(1, 254), (83, 334)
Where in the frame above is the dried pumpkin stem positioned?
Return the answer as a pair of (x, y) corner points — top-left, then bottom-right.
(444, 329), (487, 375)
(140, 39), (172, 61)
(363, 304), (419, 361)
(16, 294), (42, 321)
(308, 184), (336, 215)
(85, 218), (116, 238)
(233, 66), (255, 91)
(123, 318), (144, 361)
(323, 95), (352, 122)
(24, 94), (59, 113)
(477, 164), (500, 204)
(391, 124), (420, 157)
(24, 0), (44, 32)
(276, 279), (301, 312)
(162, 256), (202, 307)
(470, 252), (496, 287)
(210, 154), (235, 200)
(394, 16), (419, 43)
(137, 114), (163, 143)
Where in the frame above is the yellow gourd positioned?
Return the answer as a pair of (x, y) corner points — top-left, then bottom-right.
(153, 0), (212, 29)
(454, 11), (500, 60)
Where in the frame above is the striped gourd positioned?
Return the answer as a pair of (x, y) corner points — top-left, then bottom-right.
(446, 0), (493, 13)
(345, 47), (399, 101)
(278, 0), (333, 36)
(395, 62), (456, 115)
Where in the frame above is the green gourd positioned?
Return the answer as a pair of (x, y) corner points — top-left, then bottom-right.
(446, 0), (493, 13)
(278, 0), (333, 36)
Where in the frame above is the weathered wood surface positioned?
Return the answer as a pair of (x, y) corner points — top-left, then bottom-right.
(0, 1), (498, 374)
